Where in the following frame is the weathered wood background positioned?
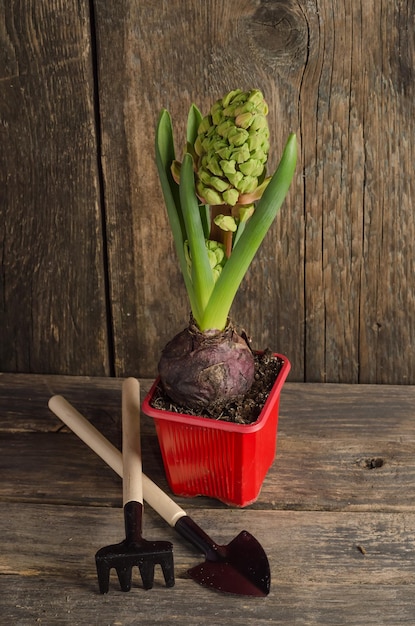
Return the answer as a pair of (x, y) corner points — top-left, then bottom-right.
(1, 1), (414, 383)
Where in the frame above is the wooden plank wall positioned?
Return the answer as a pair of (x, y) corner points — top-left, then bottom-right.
(1, 1), (414, 383)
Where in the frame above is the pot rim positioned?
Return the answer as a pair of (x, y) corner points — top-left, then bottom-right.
(142, 353), (291, 433)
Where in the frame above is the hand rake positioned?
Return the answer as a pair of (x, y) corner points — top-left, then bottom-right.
(94, 378), (174, 592)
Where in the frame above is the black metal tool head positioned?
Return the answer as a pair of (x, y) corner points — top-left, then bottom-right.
(95, 501), (175, 593)
(175, 516), (270, 597)
(187, 530), (270, 597)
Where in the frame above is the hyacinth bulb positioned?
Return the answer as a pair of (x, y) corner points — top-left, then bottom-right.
(158, 321), (255, 409)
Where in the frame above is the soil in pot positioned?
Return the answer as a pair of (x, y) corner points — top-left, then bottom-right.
(149, 349), (283, 425)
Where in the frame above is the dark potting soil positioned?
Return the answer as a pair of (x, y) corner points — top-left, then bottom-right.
(150, 350), (284, 425)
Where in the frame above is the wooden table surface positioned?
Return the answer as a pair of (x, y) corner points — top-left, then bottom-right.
(1, 373), (415, 625)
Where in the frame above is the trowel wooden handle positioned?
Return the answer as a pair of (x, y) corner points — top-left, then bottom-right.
(121, 377), (142, 506)
(48, 393), (186, 527)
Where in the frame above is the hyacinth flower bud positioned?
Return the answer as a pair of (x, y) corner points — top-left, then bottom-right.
(193, 89), (271, 207)
(213, 214), (237, 232)
(184, 239), (226, 284)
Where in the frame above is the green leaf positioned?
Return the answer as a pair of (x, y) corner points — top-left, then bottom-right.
(199, 202), (210, 239)
(200, 132), (297, 331)
(155, 110), (199, 318)
(180, 153), (215, 321)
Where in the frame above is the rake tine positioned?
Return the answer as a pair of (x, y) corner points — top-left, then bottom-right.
(95, 559), (111, 594)
(160, 556), (175, 587)
(138, 562), (156, 590)
(116, 565), (133, 592)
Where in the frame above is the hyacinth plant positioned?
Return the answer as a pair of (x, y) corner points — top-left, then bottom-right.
(155, 89), (297, 410)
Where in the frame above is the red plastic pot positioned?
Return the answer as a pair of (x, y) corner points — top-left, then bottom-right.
(142, 354), (290, 507)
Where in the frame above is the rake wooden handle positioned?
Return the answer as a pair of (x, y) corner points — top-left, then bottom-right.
(121, 377), (142, 506)
(48, 393), (186, 527)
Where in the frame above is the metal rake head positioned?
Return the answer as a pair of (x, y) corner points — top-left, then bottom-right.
(95, 502), (175, 593)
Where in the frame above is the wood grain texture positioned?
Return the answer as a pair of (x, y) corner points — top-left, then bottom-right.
(2, 374), (415, 624)
(2, 504), (415, 625)
(1, 1), (414, 384)
(300, 0), (415, 382)
(0, 2), (110, 375)
(358, 1), (415, 384)
(2, 375), (415, 513)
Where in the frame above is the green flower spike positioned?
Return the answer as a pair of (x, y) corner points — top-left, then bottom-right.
(194, 89), (271, 207)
